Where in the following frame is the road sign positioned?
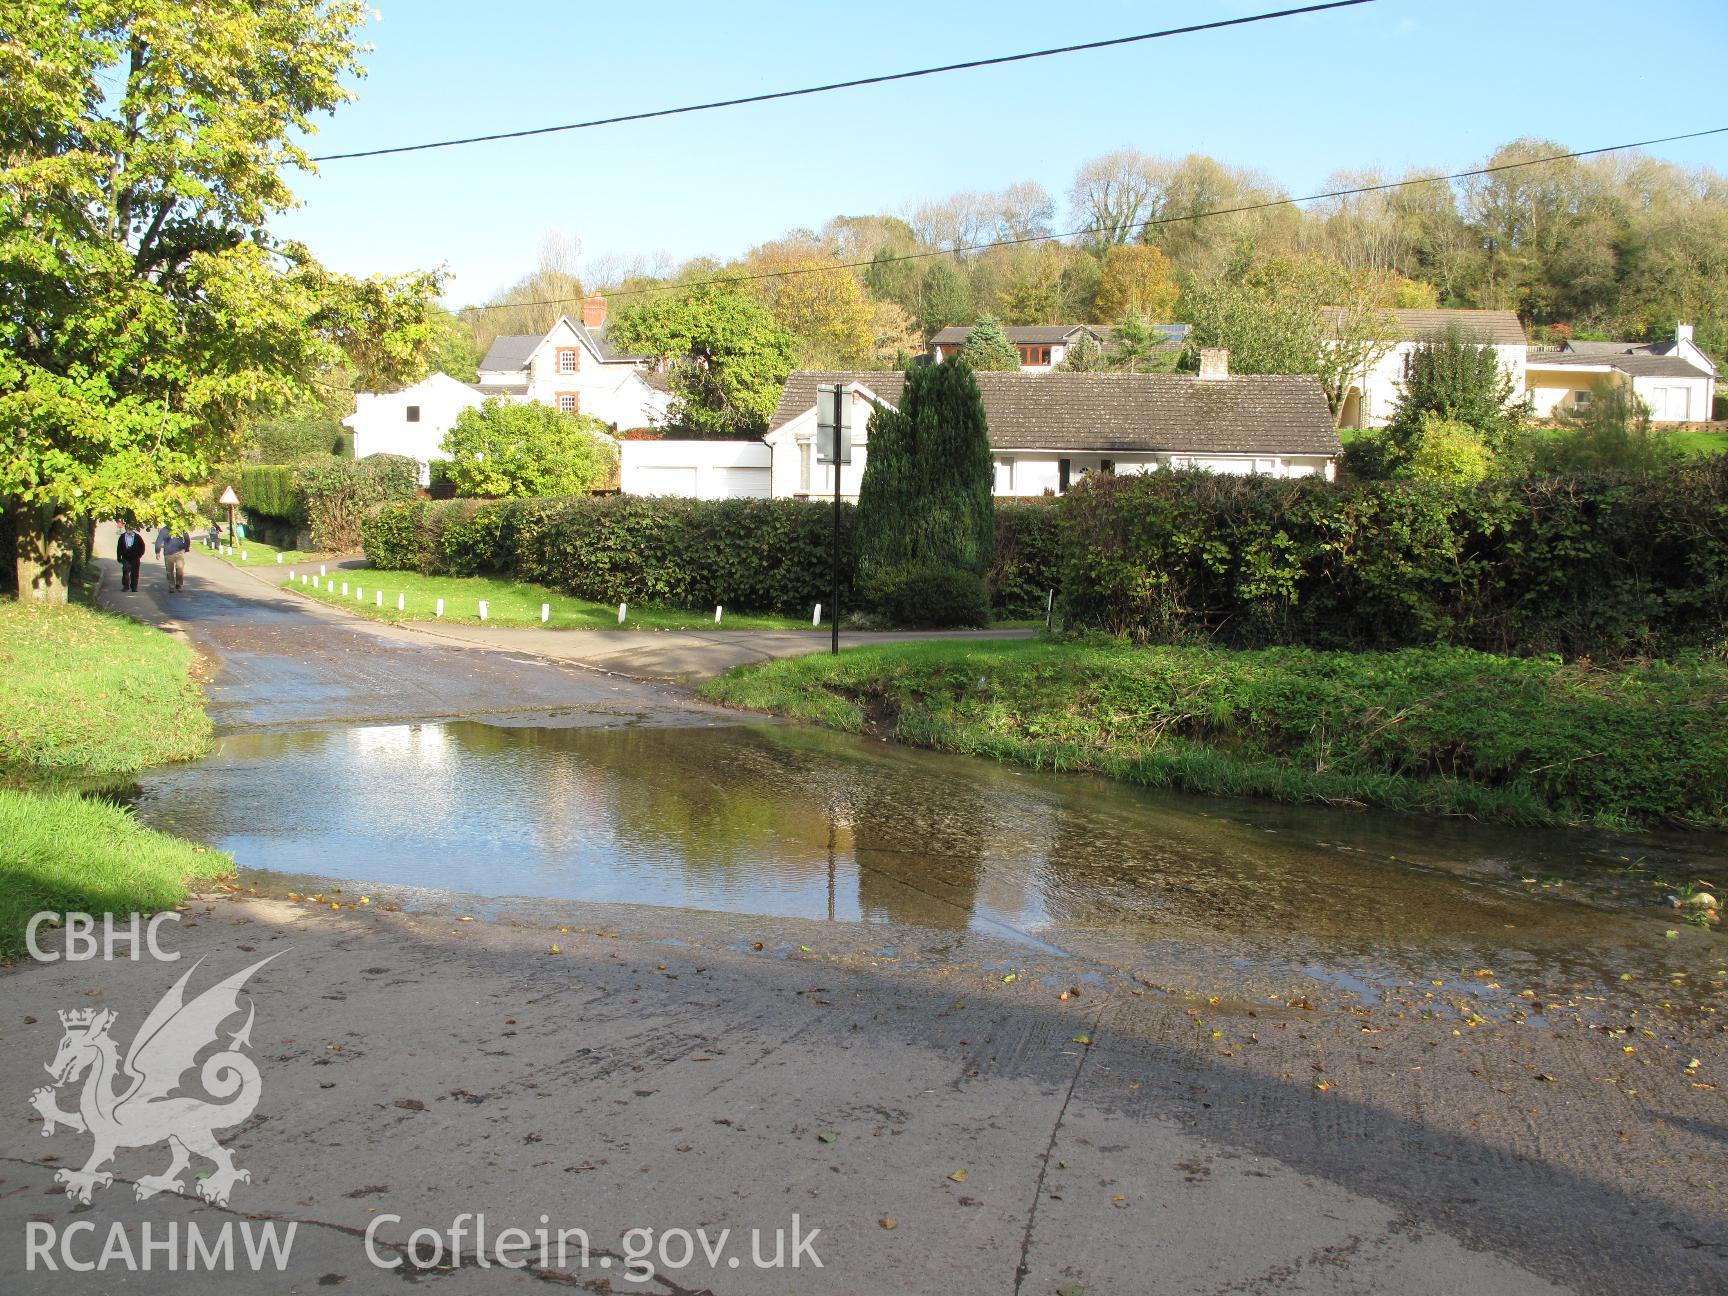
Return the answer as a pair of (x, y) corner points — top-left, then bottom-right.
(815, 383), (852, 465)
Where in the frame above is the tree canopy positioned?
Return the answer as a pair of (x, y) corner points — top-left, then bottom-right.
(956, 315), (1021, 371)
(1, 0), (441, 599)
(606, 284), (795, 438)
(440, 399), (617, 498)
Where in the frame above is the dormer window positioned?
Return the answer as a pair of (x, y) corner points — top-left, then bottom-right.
(556, 347), (579, 374)
(406, 405), (420, 422)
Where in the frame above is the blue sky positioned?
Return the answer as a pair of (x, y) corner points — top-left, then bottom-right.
(273, 0), (1728, 308)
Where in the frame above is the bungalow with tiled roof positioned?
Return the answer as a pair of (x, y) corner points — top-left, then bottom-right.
(1326, 306), (1528, 429)
(928, 323), (1189, 371)
(1526, 325), (1716, 423)
(754, 351), (1341, 502)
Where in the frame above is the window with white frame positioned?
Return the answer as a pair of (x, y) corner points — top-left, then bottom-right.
(556, 347), (578, 374)
(1573, 389), (1592, 407)
(556, 392), (578, 413)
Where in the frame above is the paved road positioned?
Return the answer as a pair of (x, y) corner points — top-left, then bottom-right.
(0, 530), (1717, 1294)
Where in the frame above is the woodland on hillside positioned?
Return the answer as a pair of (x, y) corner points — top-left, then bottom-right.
(451, 139), (1728, 376)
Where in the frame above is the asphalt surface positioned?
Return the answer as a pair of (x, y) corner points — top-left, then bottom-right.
(0, 535), (1721, 1294)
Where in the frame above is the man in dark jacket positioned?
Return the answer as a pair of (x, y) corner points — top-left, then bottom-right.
(116, 524), (146, 592)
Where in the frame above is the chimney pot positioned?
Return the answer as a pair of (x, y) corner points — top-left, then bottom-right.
(1198, 347), (1229, 380)
(582, 293), (608, 329)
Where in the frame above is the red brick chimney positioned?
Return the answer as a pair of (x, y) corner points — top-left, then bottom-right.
(582, 293), (608, 329)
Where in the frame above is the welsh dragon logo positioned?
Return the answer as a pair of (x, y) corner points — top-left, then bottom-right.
(30, 954), (281, 1207)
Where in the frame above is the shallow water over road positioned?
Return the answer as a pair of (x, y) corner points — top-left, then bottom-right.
(134, 718), (1726, 1002)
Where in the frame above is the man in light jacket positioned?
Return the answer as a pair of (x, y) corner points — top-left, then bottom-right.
(155, 524), (191, 592)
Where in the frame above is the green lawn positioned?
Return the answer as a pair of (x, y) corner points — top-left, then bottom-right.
(209, 534), (319, 567)
(701, 639), (1728, 830)
(0, 598), (212, 779)
(0, 598), (230, 960)
(280, 569), (818, 631)
(1665, 426), (1728, 457)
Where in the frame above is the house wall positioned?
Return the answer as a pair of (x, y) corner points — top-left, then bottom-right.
(1346, 340), (1527, 428)
(345, 374), (488, 484)
(763, 399), (1336, 501)
(620, 440), (772, 500)
(521, 318), (673, 429)
(1631, 372), (1714, 423)
(1526, 368), (1618, 419)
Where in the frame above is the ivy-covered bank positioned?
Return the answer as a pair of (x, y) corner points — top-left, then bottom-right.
(701, 639), (1728, 830)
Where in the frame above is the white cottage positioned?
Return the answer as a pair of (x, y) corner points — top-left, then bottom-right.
(1329, 307), (1528, 429)
(751, 353), (1341, 502)
(344, 372), (489, 484)
(1525, 325), (1716, 423)
(474, 294), (672, 431)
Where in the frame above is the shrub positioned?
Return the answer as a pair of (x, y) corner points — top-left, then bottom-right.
(440, 398), (617, 498)
(863, 563), (989, 629)
(245, 409), (348, 462)
(294, 455), (421, 551)
(363, 495), (855, 615)
(237, 465), (299, 522)
(1057, 462), (1728, 659)
(989, 503), (1060, 617)
(1400, 414), (1494, 484)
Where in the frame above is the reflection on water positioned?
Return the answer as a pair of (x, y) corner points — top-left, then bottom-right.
(133, 720), (1725, 975)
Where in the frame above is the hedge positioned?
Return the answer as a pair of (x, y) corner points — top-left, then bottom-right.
(294, 455), (420, 551)
(237, 465), (298, 522)
(363, 496), (1060, 618)
(1057, 462), (1728, 658)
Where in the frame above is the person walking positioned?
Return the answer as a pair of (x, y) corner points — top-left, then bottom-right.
(158, 524), (192, 592)
(116, 523), (146, 592)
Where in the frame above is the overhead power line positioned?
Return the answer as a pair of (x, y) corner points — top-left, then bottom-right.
(458, 125), (1728, 315)
(311, 0), (1377, 162)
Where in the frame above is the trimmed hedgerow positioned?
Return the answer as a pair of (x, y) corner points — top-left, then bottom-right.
(363, 495), (857, 616)
(365, 495), (1062, 619)
(1057, 461), (1728, 659)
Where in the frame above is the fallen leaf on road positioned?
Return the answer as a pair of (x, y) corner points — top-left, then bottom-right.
(947, 1170), (969, 1183)
(879, 1217), (896, 1230)
(816, 1131), (838, 1144)
(1073, 1034), (1092, 1046)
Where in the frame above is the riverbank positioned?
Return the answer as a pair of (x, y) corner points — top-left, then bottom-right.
(0, 597), (230, 958)
(701, 638), (1728, 830)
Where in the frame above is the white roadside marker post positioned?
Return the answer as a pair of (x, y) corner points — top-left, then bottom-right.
(813, 603), (822, 627)
(435, 598), (444, 618)
(276, 554), (283, 564)
(288, 569), (296, 580)
(715, 604), (723, 624)
(319, 564), (327, 577)
(541, 603), (550, 624)
(618, 602), (627, 625)
(240, 549), (247, 560)
(355, 586), (363, 602)
(397, 592), (405, 612)
(478, 600), (488, 622)
(341, 581), (349, 596)
(375, 590), (383, 607)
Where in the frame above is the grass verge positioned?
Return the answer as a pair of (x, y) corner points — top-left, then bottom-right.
(280, 569), (818, 631)
(700, 639), (1728, 829)
(0, 788), (230, 960)
(0, 598), (229, 960)
(209, 535), (319, 567)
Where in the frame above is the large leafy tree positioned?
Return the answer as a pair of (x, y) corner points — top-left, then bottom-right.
(0, 0), (441, 600)
(1181, 251), (1393, 412)
(607, 284), (795, 438)
(441, 399), (616, 498)
(744, 252), (874, 368)
(1093, 243), (1180, 323)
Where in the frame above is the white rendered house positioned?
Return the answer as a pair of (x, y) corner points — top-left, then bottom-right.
(1329, 307), (1529, 430)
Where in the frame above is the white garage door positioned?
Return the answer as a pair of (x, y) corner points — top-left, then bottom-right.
(713, 467), (771, 499)
(1648, 386), (1691, 421)
(633, 466), (698, 497)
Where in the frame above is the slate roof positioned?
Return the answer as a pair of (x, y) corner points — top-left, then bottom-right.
(477, 322), (646, 372)
(477, 333), (540, 373)
(1322, 306), (1527, 347)
(1525, 351), (1711, 379)
(770, 370), (1340, 456)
